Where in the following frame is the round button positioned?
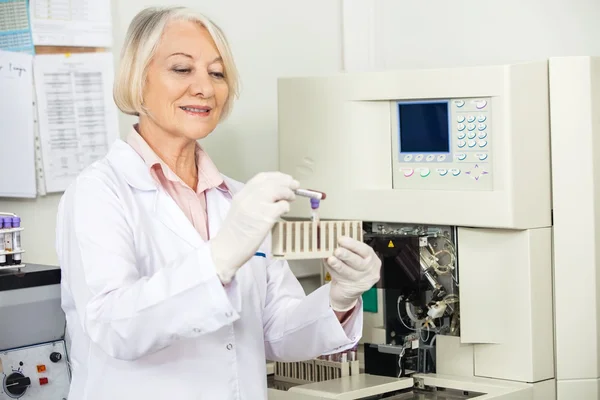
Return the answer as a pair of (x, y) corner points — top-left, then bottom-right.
(426, 155), (435, 162)
(475, 100), (488, 109)
(437, 154), (446, 161)
(477, 115), (487, 123)
(456, 153), (467, 161)
(437, 168), (448, 176)
(457, 132), (466, 139)
(478, 131), (487, 139)
(457, 140), (466, 148)
(478, 123), (487, 131)
(479, 140), (488, 148)
(50, 352), (62, 363)
(467, 131), (476, 139)
(451, 168), (461, 176)
(403, 168), (414, 177)
(225, 311), (233, 318)
(457, 116), (465, 123)
(467, 116), (476, 123)
(468, 140), (477, 148)
(420, 168), (430, 177)
(226, 343), (233, 350)
(455, 100), (465, 108)
(457, 123), (466, 131)
(403, 154), (413, 161)
(415, 154), (424, 161)
(467, 123), (476, 131)
(478, 153), (488, 161)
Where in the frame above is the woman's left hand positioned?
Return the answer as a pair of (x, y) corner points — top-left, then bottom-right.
(326, 236), (381, 312)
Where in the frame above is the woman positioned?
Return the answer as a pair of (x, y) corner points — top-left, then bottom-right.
(56, 6), (381, 400)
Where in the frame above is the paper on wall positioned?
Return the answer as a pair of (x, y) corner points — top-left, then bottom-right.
(34, 52), (119, 193)
(29, 0), (112, 47)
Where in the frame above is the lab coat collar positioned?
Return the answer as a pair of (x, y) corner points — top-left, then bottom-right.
(106, 139), (158, 191)
(106, 139), (234, 248)
(106, 139), (236, 197)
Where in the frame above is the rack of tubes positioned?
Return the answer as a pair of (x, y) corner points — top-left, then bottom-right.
(271, 220), (363, 260)
(0, 212), (25, 270)
(274, 348), (360, 385)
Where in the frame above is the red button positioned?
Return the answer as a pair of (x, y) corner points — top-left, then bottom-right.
(39, 377), (48, 385)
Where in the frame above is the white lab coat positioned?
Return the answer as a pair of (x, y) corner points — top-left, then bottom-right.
(55, 139), (362, 400)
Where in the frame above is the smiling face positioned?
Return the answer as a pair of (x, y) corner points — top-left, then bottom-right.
(141, 19), (230, 141)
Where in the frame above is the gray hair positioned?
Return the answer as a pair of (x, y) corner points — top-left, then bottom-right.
(113, 6), (240, 119)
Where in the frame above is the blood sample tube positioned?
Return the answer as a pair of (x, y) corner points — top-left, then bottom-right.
(2, 217), (12, 265)
(0, 219), (6, 266)
(12, 216), (21, 264)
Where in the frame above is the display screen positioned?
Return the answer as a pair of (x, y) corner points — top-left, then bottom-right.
(397, 101), (450, 153)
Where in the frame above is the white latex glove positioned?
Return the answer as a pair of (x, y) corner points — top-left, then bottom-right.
(326, 236), (381, 312)
(210, 172), (299, 284)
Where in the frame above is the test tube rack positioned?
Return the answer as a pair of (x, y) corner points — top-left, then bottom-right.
(271, 220), (363, 260)
(274, 356), (360, 385)
(0, 213), (25, 271)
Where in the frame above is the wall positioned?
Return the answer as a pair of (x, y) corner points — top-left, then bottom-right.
(0, 0), (343, 273)
(342, 0), (600, 72)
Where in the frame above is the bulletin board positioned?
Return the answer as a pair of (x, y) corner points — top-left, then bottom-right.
(0, 0), (118, 198)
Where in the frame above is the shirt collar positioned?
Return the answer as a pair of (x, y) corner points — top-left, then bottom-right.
(126, 124), (229, 194)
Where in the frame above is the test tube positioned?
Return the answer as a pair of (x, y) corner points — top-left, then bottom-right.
(2, 217), (12, 265)
(311, 198), (321, 250)
(11, 216), (21, 265)
(0, 219), (6, 266)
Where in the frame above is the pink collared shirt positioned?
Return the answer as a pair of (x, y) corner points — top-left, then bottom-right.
(126, 125), (228, 241)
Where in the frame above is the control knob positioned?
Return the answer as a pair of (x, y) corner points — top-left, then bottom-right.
(4, 372), (31, 397)
(50, 351), (62, 363)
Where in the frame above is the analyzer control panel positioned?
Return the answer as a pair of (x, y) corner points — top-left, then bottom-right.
(391, 97), (493, 191)
(0, 341), (69, 400)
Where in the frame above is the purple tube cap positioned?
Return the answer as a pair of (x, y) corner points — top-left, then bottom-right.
(310, 198), (321, 209)
(11, 217), (21, 227)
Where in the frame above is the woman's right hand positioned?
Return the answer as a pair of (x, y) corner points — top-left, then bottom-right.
(210, 172), (299, 284)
